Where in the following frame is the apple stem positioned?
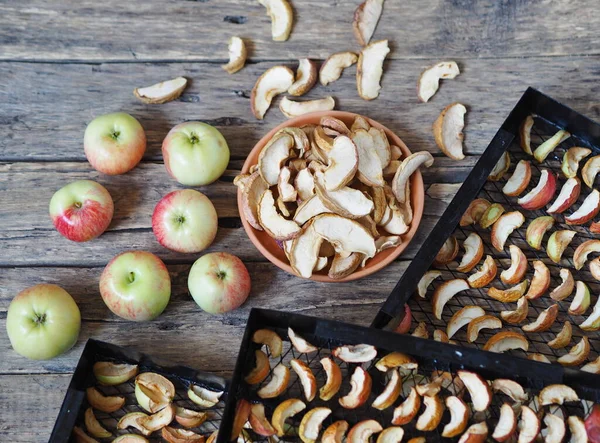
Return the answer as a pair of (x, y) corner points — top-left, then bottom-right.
(110, 130), (120, 141)
(216, 270), (227, 280)
(189, 133), (199, 144)
(127, 272), (136, 284)
(74, 202), (82, 209)
(34, 312), (46, 325)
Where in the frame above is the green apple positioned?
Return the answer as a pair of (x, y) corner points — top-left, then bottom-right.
(6, 284), (81, 360)
(188, 252), (251, 314)
(162, 122), (230, 186)
(100, 251), (171, 321)
(84, 112), (146, 175)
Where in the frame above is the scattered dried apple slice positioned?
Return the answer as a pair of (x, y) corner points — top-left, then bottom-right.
(548, 321), (572, 349)
(392, 386), (421, 425)
(299, 407), (332, 443)
(288, 327), (317, 353)
(319, 357), (342, 401)
(347, 420), (383, 442)
(376, 352), (418, 372)
(569, 281), (591, 315)
(574, 239), (600, 270)
(580, 293), (600, 331)
(257, 364), (290, 399)
(441, 396), (469, 438)
(582, 155), (600, 187)
(134, 77), (187, 104)
(376, 427), (405, 443)
(249, 403), (277, 437)
(492, 379), (528, 402)
(457, 370), (492, 411)
(174, 407), (207, 428)
(501, 245), (528, 285)
(566, 189), (600, 224)
(162, 427), (204, 443)
(491, 211), (525, 251)
(416, 394), (444, 431)
(322, 421), (349, 443)
(320, 52), (358, 86)
(488, 280), (529, 303)
(550, 268), (574, 301)
(539, 384), (579, 405)
(118, 412), (151, 436)
(503, 160), (532, 196)
(372, 369), (402, 410)
(432, 279), (469, 320)
(557, 336), (590, 366)
(456, 233), (484, 273)
(357, 39), (390, 100)
(258, 189), (301, 240)
(484, 331), (529, 353)
(434, 236), (459, 266)
(524, 260), (550, 299)
(86, 387), (125, 413)
(516, 405), (541, 443)
(533, 129), (570, 163)
(433, 102), (467, 160)
(290, 359), (317, 402)
(548, 178), (581, 213)
(492, 403), (517, 442)
(489, 152), (511, 181)
(480, 203), (505, 229)
(313, 214), (377, 258)
(417, 270), (442, 297)
(188, 384), (223, 408)
(244, 350), (271, 385)
(251, 66), (295, 119)
(468, 256), (497, 288)
(352, 0), (384, 46)
(253, 329), (283, 357)
(333, 344), (377, 363)
(339, 366), (372, 409)
(417, 61), (460, 103)
(447, 305), (485, 339)
(84, 407), (111, 438)
(500, 296), (529, 324)
(138, 404), (175, 432)
(288, 58), (318, 96)
(391, 151), (434, 204)
(458, 421), (488, 443)
(568, 416), (588, 442)
(222, 37), (247, 74)
(280, 96), (336, 118)
(526, 216), (554, 250)
(517, 169), (557, 210)
(236, 172), (269, 231)
(461, 198), (491, 226)
(562, 147), (591, 178)
(467, 315), (502, 342)
(519, 115), (534, 155)
(259, 0), (293, 41)
(543, 413), (566, 443)
(546, 230), (576, 263)
(415, 377), (444, 397)
(272, 398), (306, 437)
(522, 304), (558, 332)
(93, 362), (138, 385)
(582, 355), (600, 373)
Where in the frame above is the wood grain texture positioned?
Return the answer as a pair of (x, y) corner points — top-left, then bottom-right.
(1, 0), (599, 62)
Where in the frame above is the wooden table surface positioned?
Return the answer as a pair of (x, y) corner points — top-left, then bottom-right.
(2, 0), (600, 440)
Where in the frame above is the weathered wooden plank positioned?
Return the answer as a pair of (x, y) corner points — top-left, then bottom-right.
(1, 1), (599, 62)
(3, 57), (600, 162)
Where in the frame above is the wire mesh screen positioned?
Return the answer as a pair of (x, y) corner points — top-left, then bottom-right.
(405, 115), (600, 368)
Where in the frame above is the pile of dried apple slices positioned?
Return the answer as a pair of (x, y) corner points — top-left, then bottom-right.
(72, 361), (223, 442)
(233, 328), (593, 442)
(235, 114), (433, 280)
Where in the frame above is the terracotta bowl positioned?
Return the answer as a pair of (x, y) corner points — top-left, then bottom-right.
(237, 111), (424, 282)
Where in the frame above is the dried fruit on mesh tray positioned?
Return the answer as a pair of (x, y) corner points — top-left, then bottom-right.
(320, 357), (342, 401)
(244, 350), (270, 385)
(162, 427), (204, 443)
(562, 147), (591, 178)
(533, 129), (570, 163)
(86, 387), (125, 413)
(479, 203), (505, 229)
(548, 321), (572, 349)
(288, 327), (317, 353)
(516, 405), (540, 443)
(339, 366), (372, 409)
(546, 230), (576, 263)
(457, 370), (491, 411)
(491, 378), (528, 402)
(466, 315), (502, 342)
(568, 281), (591, 315)
(458, 421), (488, 443)
(517, 169), (557, 210)
(566, 189), (600, 225)
(573, 239), (600, 270)
(524, 260), (550, 300)
(520, 115), (534, 155)
(580, 294), (600, 331)
(539, 384), (579, 405)
(188, 384), (223, 408)
(375, 352), (418, 371)
(492, 403), (517, 442)
(468, 255), (497, 288)
(547, 177), (581, 213)
(84, 408), (111, 438)
(526, 216), (554, 250)
(487, 280), (528, 303)
(252, 328), (283, 357)
(417, 61), (460, 103)
(433, 236), (459, 266)
(272, 398), (306, 437)
(332, 344), (377, 363)
(503, 159), (531, 196)
(582, 155), (600, 187)
(543, 413), (566, 443)
(558, 336), (591, 366)
(138, 404), (175, 432)
(257, 364), (290, 399)
(299, 407), (332, 443)
(483, 331), (529, 353)
(291, 358), (317, 402)
(174, 407), (208, 428)
(521, 304), (558, 332)
(249, 403), (277, 437)
(433, 102), (467, 160)
(460, 198), (491, 227)
(432, 279), (469, 320)
(491, 211), (525, 251)
(417, 270), (442, 297)
(322, 420), (349, 442)
(372, 369), (402, 410)
(392, 386), (421, 425)
(347, 420), (383, 442)
(416, 394), (444, 431)
(489, 152), (511, 181)
(500, 245), (528, 285)
(456, 233), (483, 273)
(442, 396), (469, 437)
(118, 412), (152, 436)
(93, 361), (138, 385)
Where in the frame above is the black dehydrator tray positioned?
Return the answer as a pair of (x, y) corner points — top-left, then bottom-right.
(218, 307), (600, 442)
(49, 339), (228, 442)
(373, 87), (600, 367)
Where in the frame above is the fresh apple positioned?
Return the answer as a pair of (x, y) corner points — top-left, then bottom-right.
(84, 112), (146, 175)
(162, 122), (230, 186)
(187, 252), (251, 314)
(6, 284), (81, 360)
(152, 189), (218, 253)
(100, 251), (171, 321)
(585, 405), (600, 443)
(49, 180), (114, 242)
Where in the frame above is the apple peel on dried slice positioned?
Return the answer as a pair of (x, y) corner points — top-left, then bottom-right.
(590, 256), (600, 280)
(347, 420), (383, 442)
(492, 379), (528, 402)
(257, 364), (289, 399)
(548, 177), (581, 213)
(162, 427), (204, 443)
(457, 233), (484, 273)
(492, 403), (517, 442)
(272, 398), (306, 437)
(441, 396), (469, 438)
(557, 336), (590, 366)
(522, 303), (558, 332)
(501, 245), (528, 285)
(568, 416), (588, 442)
(84, 408), (111, 438)
(319, 357), (342, 401)
(457, 370), (492, 411)
(539, 384), (579, 405)
(93, 361), (138, 385)
(550, 268), (574, 301)
(353, 0), (384, 46)
(134, 77), (187, 104)
(333, 344), (377, 363)
(417, 270), (442, 297)
(516, 405), (541, 443)
(460, 198), (491, 227)
(458, 421), (488, 443)
(417, 61), (460, 103)
(259, 0), (293, 41)
(503, 160), (532, 196)
(299, 407), (332, 443)
(138, 404), (175, 433)
(500, 296), (529, 324)
(244, 350), (270, 385)
(372, 369), (402, 410)
(488, 280), (529, 303)
(434, 236), (459, 266)
(351, 129), (385, 187)
(290, 359), (317, 402)
(320, 52), (358, 86)
(258, 189), (301, 241)
(258, 132), (294, 185)
(339, 366), (372, 409)
(86, 387), (125, 413)
(569, 281), (591, 315)
(174, 407), (207, 428)
(314, 173), (373, 219)
(466, 315), (502, 342)
(253, 329), (283, 357)
(520, 115), (534, 155)
(118, 412), (151, 436)
(468, 255), (497, 288)
(289, 220), (323, 278)
(432, 279), (469, 320)
(329, 252), (364, 279)
(573, 239), (600, 270)
(235, 172), (269, 231)
(547, 230), (576, 263)
(188, 384), (223, 408)
(433, 102), (467, 160)
(524, 260), (550, 300)
(480, 203), (505, 229)
(529, 353), (551, 363)
(533, 129), (570, 163)
(280, 96), (336, 118)
(288, 58), (318, 96)
(251, 66), (295, 119)
(579, 294), (600, 331)
(249, 403), (277, 437)
(416, 394), (444, 431)
(548, 321), (572, 349)
(357, 39), (390, 100)
(491, 211), (525, 251)
(562, 147), (591, 178)
(322, 421), (349, 443)
(582, 155), (600, 187)
(392, 386), (422, 425)
(484, 331), (529, 353)
(581, 355), (600, 373)
(222, 37), (247, 74)
(566, 189), (600, 224)
(517, 169), (557, 210)
(526, 216), (554, 250)
(447, 305), (485, 339)
(288, 327), (317, 353)
(489, 152), (511, 181)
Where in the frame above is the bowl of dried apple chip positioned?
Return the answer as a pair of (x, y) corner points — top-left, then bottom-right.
(235, 111), (432, 282)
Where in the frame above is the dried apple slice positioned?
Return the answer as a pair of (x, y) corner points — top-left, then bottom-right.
(249, 403), (276, 437)
(415, 376), (444, 397)
(369, 127), (391, 167)
(434, 236), (459, 266)
(244, 350), (270, 385)
(457, 370), (491, 411)
(280, 96), (336, 118)
(372, 369), (402, 410)
(416, 394), (444, 431)
(467, 315), (502, 342)
(491, 211), (525, 251)
(550, 268), (574, 301)
(501, 245), (528, 285)
(135, 374), (173, 413)
(357, 40), (390, 100)
(539, 384), (579, 405)
(574, 239), (600, 270)
(557, 336), (590, 366)
(288, 327), (317, 353)
(503, 160), (532, 196)
(93, 362), (138, 385)
(299, 407), (332, 443)
(333, 344), (377, 363)
(407, 438), (426, 443)
(320, 52), (358, 86)
(118, 412), (151, 436)
(492, 379), (528, 402)
(500, 296), (529, 324)
(590, 257), (600, 280)
(272, 398), (306, 437)
(432, 279), (470, 319)
(206, 431), (217, 443)
(321, 136), (358, 190)
(489, 152), (511, 181)
(188, 384), (223, 408)
(288, 58), (318, 96)
(457, 233), (484, 273)
(582, 155), (600, 187)
(533, 129), (570, 163)
(411, 323), (428, 339)
(492, 403), (517, 442)
(569, 281), (591, 315)
(417, 61), (460, 102)
(339, 366), (372, 409)
(391, 151), (434, 204)
(417, 270), (442, 297)
(278, 167), (297, 202)
(253, 329), (283, 357)
(548, 321), (572, 349)
(392, 387), (422, 425)
(580, 294), (600, 331)
(134, 77), (187, 104)
(318, 357), (342, 401)
(520, 115), (534, 155)
(517, 405), (540, 443)
(522, 304), (558, 332)
(293, 195), (331, 225)
(258, 133), (294, 185)
(458, 422), (488, 443)
(236, 172), (269, 231)
(546, 230), (576, 263)
(258, 189), (302, 240)
(72, 426), (100, 443)
(484, 331), (529, 353)
(529, 353), (551, 363)
(162, 427), (204, 443)
(582, 356), (600, 373)
(480, 203), (505, 229)
(568, 416), (588, 442)
(138, 404), (175, 432)
(257, 364), (290, 399)
(376, 427), (405, 443)
(222, 37), (247, 74)
(259, 0), (293, 41)
(86, 387), (125, 413)
(562, 147), (591, 178)
(441, 396), (469, 437)
(468, 256), (497, 288)
(314, 173), (374, 218)
(231, 402), (250, 443)
(289, 219), (322, 279)
(322, 421), (349, 443)
(566, 189), (600, 224)
(290, 359), (317, 402)
(347, 420), (383, 442)
(84, 408), (111, 438)
(543, 413), (566, 443)
(351, 129), (385, 186)
(488, 280), (529, 303)
(460, 198), (491, 226)
(174, 407), (207, 428)
(524, 260), (550, 299)
(251, 66), (295, 119)
(376, 352), (418, 372)
(447, 305), (485, 339)
(329, 252), (364, 279)
(433, 102), (467, 160)
(313, 214), (376, 258)
(548, 178), (581, 213)
(526, 216), (554, 250)
(295, 168), (315, 202)
(518, 169), (557, 210)
(111, 435), (149, 443)
(353, 0), (384, 46)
